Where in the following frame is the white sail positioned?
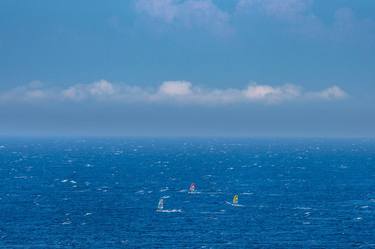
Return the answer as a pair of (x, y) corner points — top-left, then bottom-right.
(157, 198), (164, 210)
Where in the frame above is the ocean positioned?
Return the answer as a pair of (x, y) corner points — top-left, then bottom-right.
(0, 138), (374, 248)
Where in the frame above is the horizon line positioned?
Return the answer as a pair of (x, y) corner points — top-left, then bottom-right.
(0, 134), (374, 140)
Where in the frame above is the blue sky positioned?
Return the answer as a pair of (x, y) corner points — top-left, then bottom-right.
(0, 0), (374, 137)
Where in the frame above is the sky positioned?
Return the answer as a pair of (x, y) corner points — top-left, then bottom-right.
(0, 0), (374, 137)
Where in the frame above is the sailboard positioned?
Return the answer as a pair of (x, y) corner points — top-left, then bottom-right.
(157, 198), (164, 211)
(226, 194), (244, 207)
(188, 182), (196, 193)
(156, 198), (182, 213)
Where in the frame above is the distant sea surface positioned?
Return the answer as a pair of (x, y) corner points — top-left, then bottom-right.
(0, 138), (374, 248)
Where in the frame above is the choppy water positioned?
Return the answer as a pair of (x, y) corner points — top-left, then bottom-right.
(0, 138), (374, 248)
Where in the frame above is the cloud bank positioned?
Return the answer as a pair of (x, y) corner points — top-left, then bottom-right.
(0, 80), (347, 105)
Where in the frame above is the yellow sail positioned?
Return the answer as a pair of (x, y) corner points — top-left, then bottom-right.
(233, 194), (238, 204)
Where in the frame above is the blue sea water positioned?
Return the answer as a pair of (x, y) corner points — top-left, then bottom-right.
(0, 138), (374, 248)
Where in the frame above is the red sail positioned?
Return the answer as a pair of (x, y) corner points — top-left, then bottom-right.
(189, 183), (196, 192)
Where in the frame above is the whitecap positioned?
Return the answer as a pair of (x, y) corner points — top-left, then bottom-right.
(188, 191), (202, 195)
(160, 187), (169, 192)
(206, 192), (222, 196)
(293, 207), (312, 210)
(156, 209), (182, 213)
(242, 192), (254, 195)
(225, 201), (245, 207)
(200, 211), (225, 215)
(14, 176), (28, 179)
(62, 220), (72, 225)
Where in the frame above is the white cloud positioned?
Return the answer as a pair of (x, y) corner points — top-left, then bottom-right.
(134, 0), (375, 43)
(135, 0), (231, 34)
(235, 1), (375, 43)
(24, 89), (47, 99)
(135, 0), (178, 23)
(0, 80), (348, 105)
(62, 80), (115, 101)
(158, 81), (192, 96)
(62, 86), (86, 100)
(236, 0), (312, 20)
(243, 83), (301, 103)
(308, 85), (348, 100)
(0, 82), (53, 102)
(89, 80), (115, 96)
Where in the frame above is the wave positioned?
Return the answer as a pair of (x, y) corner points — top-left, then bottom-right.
(188, 191), (201, 194)
(160, 187), (169, 192)
(225, 201), (245, 207)
(156, 209), (182, 213)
